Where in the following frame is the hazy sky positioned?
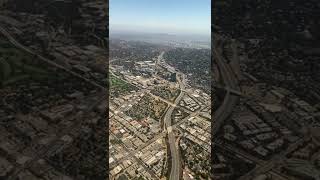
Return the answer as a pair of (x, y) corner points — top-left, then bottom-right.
(110, 0), (211, 35)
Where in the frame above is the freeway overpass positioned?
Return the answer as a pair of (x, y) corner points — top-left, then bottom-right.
(213, 48), (240, 137)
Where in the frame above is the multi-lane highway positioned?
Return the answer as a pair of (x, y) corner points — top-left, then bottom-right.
(213, 42), (299, 180)
(164, 72), (185, 180)
(0, 25), (109, 180)
(213, 48), (240, 136)
(156, 54), (187, 180)
(0, 26), (105, 90)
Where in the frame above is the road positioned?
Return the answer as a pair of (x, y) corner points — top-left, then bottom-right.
(213, 83), (243, 96)
(165, 74), (185, 180)
(159, 57), (186, 180)
(110, 51), (185, 179)
(215, 139), (265, 165)
(154, 51), (165, 76)
(0, 25), (109, 179)
(212, 48), (240, 136)
(213, 42), (303, 180)
(238, 137), (304, 180)
(0, 26), (105, 90)
(110, 132), (166, 168)
(9, 93), (107, 179)
(110, 132), (159, 179)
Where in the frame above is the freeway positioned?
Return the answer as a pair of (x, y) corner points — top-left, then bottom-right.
(213, 83), (243, 96)
(213, 42), (303, 180)
(0, 26), (105, 90)
(166, 81), (185, 180)
(212, 48), (240, 137)
(163, 68), (186, 180)
(0, 25), (109, 179)
(154, 51), (165, 76)
(149, 91), (195, 115)
(110, 50), (185, 179)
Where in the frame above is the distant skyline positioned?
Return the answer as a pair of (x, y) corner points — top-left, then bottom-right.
(110, 0), (211, 36)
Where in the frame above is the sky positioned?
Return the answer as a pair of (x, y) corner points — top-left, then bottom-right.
(110, 0), (211, 36)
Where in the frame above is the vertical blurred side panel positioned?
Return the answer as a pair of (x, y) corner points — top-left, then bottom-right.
(0, 0), (109, 179)
(213, 0), (320, 180)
